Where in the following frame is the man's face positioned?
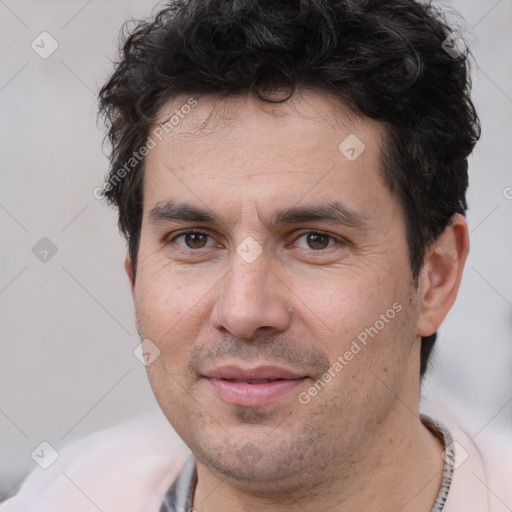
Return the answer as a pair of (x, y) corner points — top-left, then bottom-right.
(130, 91), (423, 491)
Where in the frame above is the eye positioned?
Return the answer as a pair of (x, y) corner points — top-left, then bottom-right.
(293, 231), (342, 251)
(171, 230), (216, 250)
(167, 229), (345, 253)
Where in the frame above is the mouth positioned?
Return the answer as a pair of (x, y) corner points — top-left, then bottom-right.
(221, 378), (296, 384)
(203, 364), (309, 407)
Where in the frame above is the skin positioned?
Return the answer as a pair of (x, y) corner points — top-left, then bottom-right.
(125, 89), (469, 512)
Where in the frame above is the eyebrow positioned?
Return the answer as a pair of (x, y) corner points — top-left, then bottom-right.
(147, 200), (370, 231)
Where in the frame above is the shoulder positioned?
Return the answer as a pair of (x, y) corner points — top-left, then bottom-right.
(427, 406), (512, 512)
(471, 423), (512, 511)
(0, 411), (190, 512)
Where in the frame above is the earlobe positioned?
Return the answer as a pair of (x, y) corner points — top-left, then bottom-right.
(124, 254), (135, 298)
(416, 214), (470, 337)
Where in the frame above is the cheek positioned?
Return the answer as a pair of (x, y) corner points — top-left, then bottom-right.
(292, 266), (402, 352)
(133, 259), (213, 356)
(306, 282), (415, 401)
(133, 266), (211, 410)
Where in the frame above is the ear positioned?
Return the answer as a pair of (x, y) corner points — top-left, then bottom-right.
(124, 253), (136, 299)
(416, 213), (470, 337)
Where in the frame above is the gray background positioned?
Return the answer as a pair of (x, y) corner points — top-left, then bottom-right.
(1, 0), (511, 501)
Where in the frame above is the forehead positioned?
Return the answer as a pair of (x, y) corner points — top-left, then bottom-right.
(153, 89), (379, 153)
(142, 90), (398, 226)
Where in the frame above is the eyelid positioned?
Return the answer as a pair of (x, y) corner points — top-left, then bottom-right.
(168, 229), (219, 248)
(166, 228), (349, 250)
(290, 229), (347, 249)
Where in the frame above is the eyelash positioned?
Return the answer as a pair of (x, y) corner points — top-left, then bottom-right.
(167, 229), (346, 252)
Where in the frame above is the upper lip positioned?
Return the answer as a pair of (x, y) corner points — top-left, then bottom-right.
(204, 364), (307, 381)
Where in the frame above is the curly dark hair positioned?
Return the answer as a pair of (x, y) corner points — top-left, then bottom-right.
(98, 0), (480, 380)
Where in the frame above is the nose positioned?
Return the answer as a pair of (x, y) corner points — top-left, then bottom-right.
(210, 253), (292, 340)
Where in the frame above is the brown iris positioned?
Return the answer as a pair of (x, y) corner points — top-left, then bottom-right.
(185, 232), (208, 249)
(306, 233), (330, 250)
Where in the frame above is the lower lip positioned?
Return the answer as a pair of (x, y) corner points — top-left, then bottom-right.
(207, 377), (307, 407)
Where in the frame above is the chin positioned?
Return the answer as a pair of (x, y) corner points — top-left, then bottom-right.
(191, 426), (323, 494)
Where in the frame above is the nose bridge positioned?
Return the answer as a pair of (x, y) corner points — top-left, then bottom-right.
(211, 250), (291, 338)
(229, 251), (271, 301)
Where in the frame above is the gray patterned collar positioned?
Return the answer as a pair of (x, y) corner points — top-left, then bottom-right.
(159, 453), (197, 512)
(421, 414), (455, 512)
(160, 415), (455, 512)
